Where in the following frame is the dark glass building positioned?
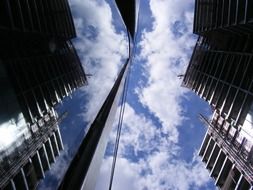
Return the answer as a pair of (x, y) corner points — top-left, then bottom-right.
(193, 0), (253, 35)
(0, 0), (86, 189)
(58, 0), (140, 189)
(183, 1), (253, 189)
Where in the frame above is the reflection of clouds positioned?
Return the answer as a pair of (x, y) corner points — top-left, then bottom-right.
(0, 113), (30, 153)
(109, 104), (161, 157)
(48, 146), (71, 180)
(38, 145), (71, 189)
(96, 0), (213, 189)
(40, 0), (128, 188)
(96, 104), (210, 190)
(241, 104), (253, 143)
(69, 0), (128, 123)
(96, 157), (141, 190)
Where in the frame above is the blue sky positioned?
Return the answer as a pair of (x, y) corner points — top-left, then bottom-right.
(39, 0), (217, 189)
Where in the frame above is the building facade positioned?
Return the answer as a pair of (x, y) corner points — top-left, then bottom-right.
(183, 1), (253, 189)
(193, 0), (253, 35)
(0, 0), (86, 189)
(58, 0), (140, 189)
(2, 121), (64, 190)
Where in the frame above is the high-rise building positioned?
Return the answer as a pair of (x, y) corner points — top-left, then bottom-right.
(1, 117), (64, 190)
(58, 0), (140, 189)
(0, 0), (86, 189)
(183, 1), (253, 189)
(193, 0), (253, 35)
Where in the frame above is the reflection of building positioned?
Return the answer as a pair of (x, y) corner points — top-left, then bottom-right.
(0, 0), (86, 189)
(2, 122), (64, 190)
(58, 0), (139, 189)
(183, 1), (253, 189)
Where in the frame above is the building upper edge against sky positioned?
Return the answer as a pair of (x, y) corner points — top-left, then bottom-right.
(115, 0), (140, 42)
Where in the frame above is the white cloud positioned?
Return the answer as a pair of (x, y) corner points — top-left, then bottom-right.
(109, 104), (160, 157)
(64, 1), (212, 190)
(94, 0), (212, 189)
(38, 145), (71, 189)
(96, 104), (210, 190)
(137, 0), (196, 143)
(141, 151), (210, 190)
(69, 0), (128, 122)
(95, 157), (141, 190)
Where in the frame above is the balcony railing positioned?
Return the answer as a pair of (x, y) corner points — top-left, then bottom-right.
(0, 112), (66, 188)
(199, 114), (253, 184)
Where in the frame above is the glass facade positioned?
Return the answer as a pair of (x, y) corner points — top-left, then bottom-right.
(0, 0), (86, 189)
(0, 0), (76, 38)
(0, 62), (30, 160)
(193, 0), (253, 35)
(183, 1), (253, 189)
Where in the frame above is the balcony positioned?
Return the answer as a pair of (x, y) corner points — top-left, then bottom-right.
(199, 114), (253, 184)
